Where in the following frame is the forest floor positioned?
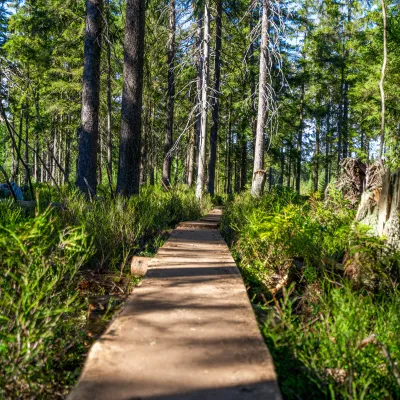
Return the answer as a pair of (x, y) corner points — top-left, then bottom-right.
(68, 209), (281, 400)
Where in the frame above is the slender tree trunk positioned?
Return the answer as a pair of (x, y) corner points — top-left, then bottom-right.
(251, 0), (269, 197)
(149, 102), (155, 185)
(296, 82), (304, 193)
(65, 135), (71, 183)
(99, 129), (103, 185)
(40, 151), (45, 182)
(226, 107), (232, 194)
(207, 0), (222, 196)
(106, 0), (113, 183)
(287, 145), (291, 188)
(76, 0), (103, 196)
(187, 128), (195, 186)
(314, 116), (320, 192)
(195, 0), (210, 200)
(342, 0), (352, 160)
(162, 0), (176, 187)
(337, 63), (344, 171)
(53, 126), (58, 186)
(325, 106), (331, 188)
(24, 97), (29, 185)
(343, 81), (349, 159)
(15, 108), (23, 183)
(116, 0), (145, 196)
(379, 0), (387, 160)
(194, 7), (203, 162)
(240, 133), (247, 190)
(11, 115), (16, 181)
(249, 6), (257, 155)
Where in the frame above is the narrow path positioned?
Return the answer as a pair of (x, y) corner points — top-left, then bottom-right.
(68, 209), (281, 400)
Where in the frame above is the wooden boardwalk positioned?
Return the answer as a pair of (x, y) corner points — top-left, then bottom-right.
(68, 209), (281, 400)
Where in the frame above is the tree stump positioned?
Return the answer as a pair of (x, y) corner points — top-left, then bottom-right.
(356, 164), (400, 250)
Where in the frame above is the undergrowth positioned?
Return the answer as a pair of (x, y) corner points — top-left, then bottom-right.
(0, 185), (210, 398)
(221, 187), (400, 400)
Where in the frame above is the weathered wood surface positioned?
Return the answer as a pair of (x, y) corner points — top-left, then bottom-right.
(68, 209), (281, 400)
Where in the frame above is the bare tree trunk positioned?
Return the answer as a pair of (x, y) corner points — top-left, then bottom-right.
(296, 82), (304, 193)
(249, 5), (257, 155)
(40, 151), (45, 182)
(52, 126), (58, 186)
(116, 0), (145, 196)
(314, 116), (320, 192)
(194, 7), (203, 165)
(24, 97), (29, 185)
(325, 106), (331, 188)
(76, 0), (103, 196)
(65, 135), (71, 183)
(337, 63), (344, 171)
(379, 0), (387, 160)
(226, 108), (232, 195)
(287, 145), (291, 188)
(207, 0), (222, 196)
(195, 0), (210, 200)
(187, 128), (195, 186)
(106, 0), (113, 184)
(251, 0), (269, 197)
(279, 149), (284, 186)
(11, 115), (16, 181)
(162, 0), (176, 187)
(240, 133), (247, 190)
(15, 108), (23, 183)
(357, 166), (400, 250)
(99, 129), (103, 185)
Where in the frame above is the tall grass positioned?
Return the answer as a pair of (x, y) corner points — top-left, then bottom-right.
(0, 186), (210, 398)
(222, 188), (400, 399)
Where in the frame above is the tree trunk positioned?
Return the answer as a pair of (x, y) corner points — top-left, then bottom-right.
(195, 0), (210, 200)
(116, 0), (145, 196)
(24, 97), (29, 185)
(162, 0), (176, 187)
(296, 82), (304, 193)
(240, 132), (247, 190)
(249, 6), (257, 155)
(187, 128), (195, 187)
(325, 107), (331, 188)
(226, 108), (232, 195)
(106, 0), (113, 184)
(194, 7), (203, 164)
(207, 0), (222, 196)
(76, 0), (103, 196)
(251, 0), (269, 197)
(356, 165), (400, 250)
(314, 116), (320, 192)
(379, 0), (387, 160)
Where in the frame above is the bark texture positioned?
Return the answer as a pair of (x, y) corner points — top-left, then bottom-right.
(162, 0), (176, 187)
(356, 165), (400, 250)
(251, 0), (269, 197)
(195, 0), (210, 200)
(207, 0), (222, 196)
(76, 0), (103, 196)
(116, 0), (145, 196)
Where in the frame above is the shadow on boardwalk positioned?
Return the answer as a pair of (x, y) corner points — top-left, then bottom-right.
(68, 210), (281, 400)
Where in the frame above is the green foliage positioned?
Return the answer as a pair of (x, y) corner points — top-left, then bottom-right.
(222, 189), (400, 399)
(264, 286), (400, 399)
(0, 205), (93, 398)
(0, 186), (209, 397)
(61, 185), (207, 270)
